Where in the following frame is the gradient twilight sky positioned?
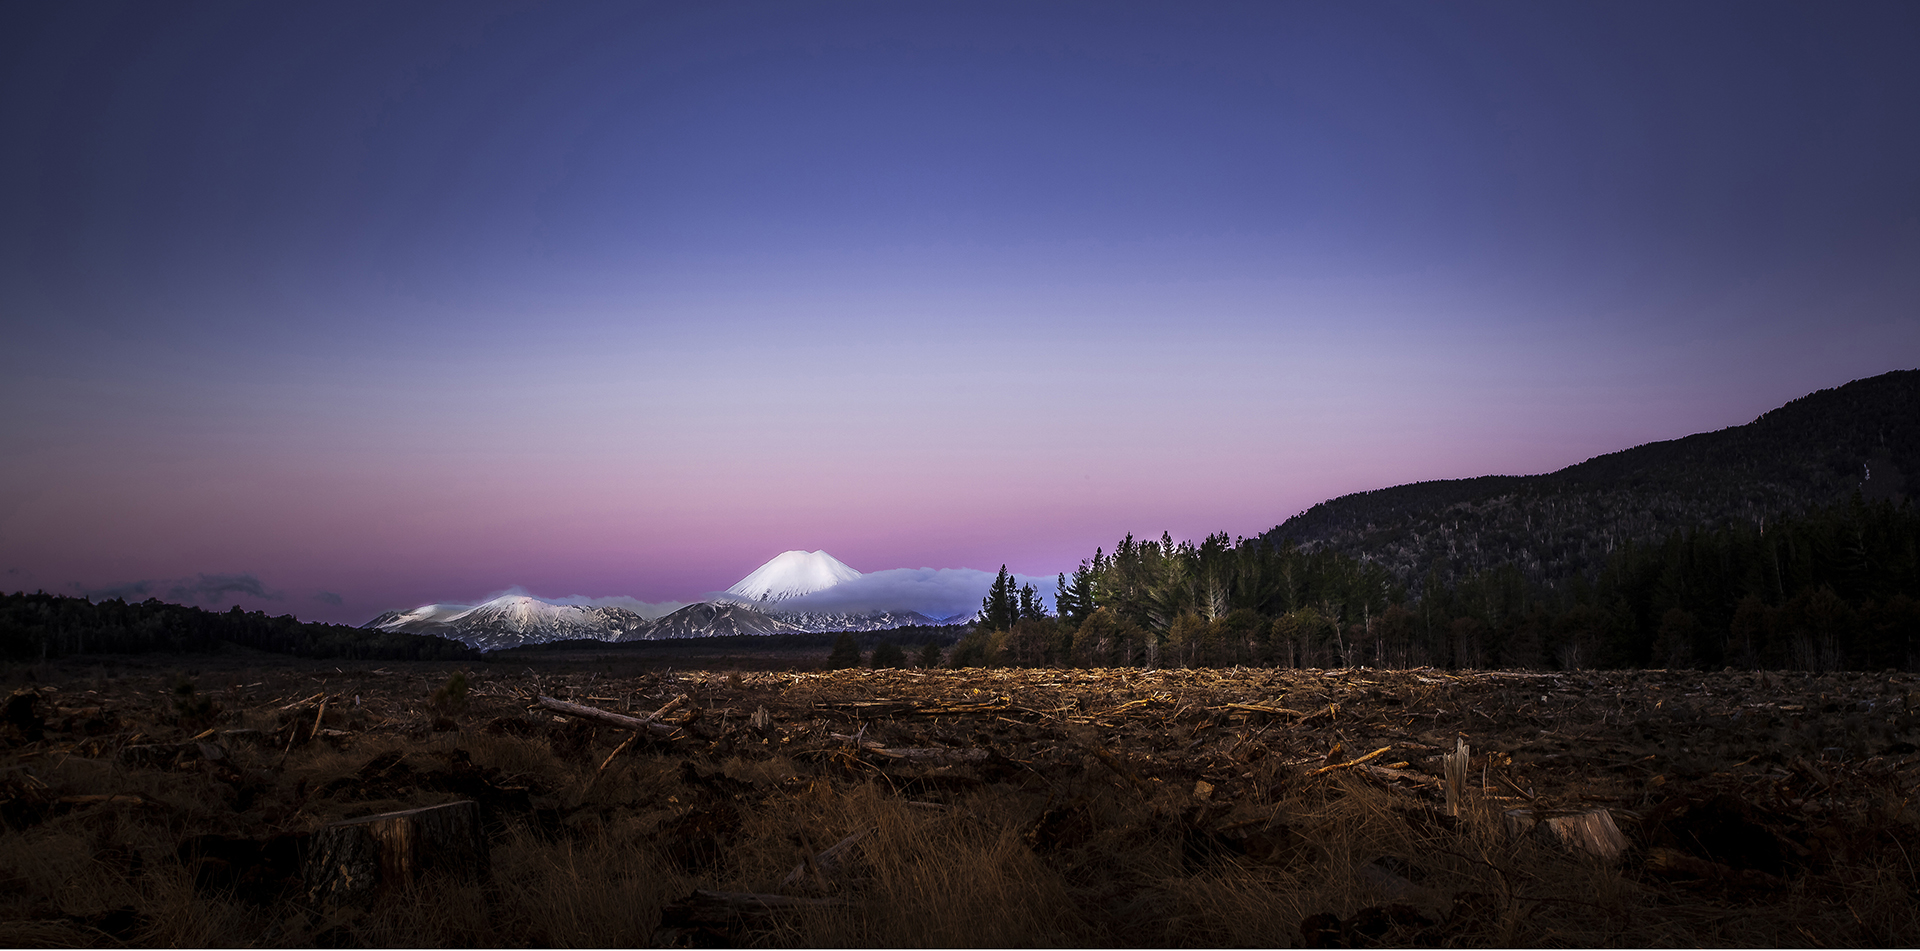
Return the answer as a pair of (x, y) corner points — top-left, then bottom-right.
(4, 1), (1918, 625)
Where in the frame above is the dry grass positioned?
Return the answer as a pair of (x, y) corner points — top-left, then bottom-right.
(2, 659), (1917, 946)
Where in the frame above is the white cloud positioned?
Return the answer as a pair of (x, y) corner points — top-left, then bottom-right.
(731, 567), (1059, 621)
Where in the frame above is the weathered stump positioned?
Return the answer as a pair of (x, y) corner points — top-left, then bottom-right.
(306, 800), (487, 904)
(1502, 807), (1627, 861)
(1443, 737), (1469, 817)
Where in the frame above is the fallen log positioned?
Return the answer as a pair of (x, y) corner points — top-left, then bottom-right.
(1359, 764), (1443, 788)
(307, 801), (488, 905)
(590, 731), (641, 784)
(827, 734), (992, 765)
(274, 692), (325, 712)
(878, 747), (992, 765)
(1218, 702), (1315, 718)
(534, 695), (680, 738)
(649, 695), (688, 721)
(119, 742), (228, 769)
(816, 700), (914, 715)
(57, 793), (152, 807)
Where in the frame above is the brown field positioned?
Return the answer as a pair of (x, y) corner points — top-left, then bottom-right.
(3, 650), (1919, 947)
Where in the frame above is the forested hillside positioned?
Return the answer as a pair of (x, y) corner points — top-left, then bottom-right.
(0, 593), (478, 662)
(960, 497), (1920, 673)
(1261, 370), (1919, 594)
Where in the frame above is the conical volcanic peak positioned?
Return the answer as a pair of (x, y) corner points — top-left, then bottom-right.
(724, 550), (861, 602)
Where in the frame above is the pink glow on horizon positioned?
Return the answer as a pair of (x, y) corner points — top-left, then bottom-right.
(5, 3), (1918, 625)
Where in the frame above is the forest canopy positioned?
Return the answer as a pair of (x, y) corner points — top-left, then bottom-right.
(0, 593), (478, 663)
(959, 497), (1920, 673)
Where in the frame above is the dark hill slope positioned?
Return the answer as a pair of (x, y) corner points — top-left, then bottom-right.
(1261, 370), (1920, 593)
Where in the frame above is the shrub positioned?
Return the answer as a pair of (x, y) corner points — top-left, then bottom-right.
(871, 642), (906, 669)
(171, 678), (219, 729)
(827, 633), (862, 669)
(430, 671), (470, 714)
(948, 629), (994, 667)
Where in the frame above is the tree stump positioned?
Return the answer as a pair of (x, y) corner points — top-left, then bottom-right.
(1502, 806), (1627, 861)
(1541, 809), (1627, 861)
(306, 801), (488, 904)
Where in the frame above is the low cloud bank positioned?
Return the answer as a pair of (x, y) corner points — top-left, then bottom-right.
(80, 573), (282, 605)
(728, 567), (1059, 621)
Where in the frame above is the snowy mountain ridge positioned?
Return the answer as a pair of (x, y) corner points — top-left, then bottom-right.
(367, 593), (653, 652)
(366, 550), (953, 651)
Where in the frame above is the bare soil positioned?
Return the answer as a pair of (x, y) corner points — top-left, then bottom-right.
(3, 653), (1918, 946)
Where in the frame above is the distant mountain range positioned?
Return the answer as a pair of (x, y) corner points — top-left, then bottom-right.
(1261, 369), (1919, 593)
(363, 596), (656, 652)
(365, 550), (948, 651)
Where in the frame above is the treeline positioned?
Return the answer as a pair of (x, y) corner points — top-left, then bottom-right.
(0, 592), (479, 663)
(954, 532), (1403, 669)
(962, 497), (1920, 672)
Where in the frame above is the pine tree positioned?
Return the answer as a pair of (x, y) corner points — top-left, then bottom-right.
(1018, 582), (1046, 621)
(1054, 573), (1078, 628)
(870, 641), (906, 669)
(978, 566), (1019, 632)
(827, 632), (862, 669)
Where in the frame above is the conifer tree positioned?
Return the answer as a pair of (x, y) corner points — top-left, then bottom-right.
(1054, 573), (1078, 628)
(827, 632), (862, 669)
(978, 566), (1019, 632)
(870, 641), (906, 669)
(1018, 582), (1046, 621)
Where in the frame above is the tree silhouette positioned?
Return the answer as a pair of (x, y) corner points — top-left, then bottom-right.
(826, 632), (862, 669)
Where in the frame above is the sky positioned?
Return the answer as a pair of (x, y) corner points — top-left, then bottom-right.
(3, 0), (1918, 625)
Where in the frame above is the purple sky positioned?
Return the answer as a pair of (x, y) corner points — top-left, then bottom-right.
(4, 1), (1918, 625)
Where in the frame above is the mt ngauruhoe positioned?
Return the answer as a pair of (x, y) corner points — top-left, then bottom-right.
(722, 550), (863, 602)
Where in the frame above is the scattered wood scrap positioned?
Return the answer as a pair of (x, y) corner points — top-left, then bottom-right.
(1312, 746), (1394, 775)
(781, 827), (871, 889)
(534, 695), (681, 738)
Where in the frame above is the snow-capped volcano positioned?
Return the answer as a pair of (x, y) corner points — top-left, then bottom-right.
(723, 550), (861, 602)
(368, 593), (652, 651)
